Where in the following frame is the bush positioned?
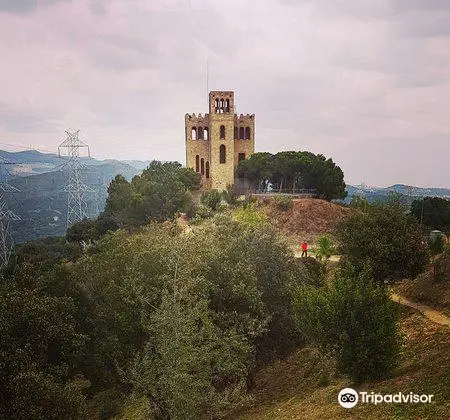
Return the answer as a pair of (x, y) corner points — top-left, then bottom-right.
(222, 184), (238, 205)
(234, 206), (268, 228)
(200, 189), (222, 211)
(315, 235), (335, 262)
(194, 204), (213, 221)
(335, 204), (429, 283)
(295, 265), (400, 383)
(273, 195), (294, 211)
(429, 234), (445, 256)
(296, 257), (326, 287)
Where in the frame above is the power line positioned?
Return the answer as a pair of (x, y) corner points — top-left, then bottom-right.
(0, 157), (20, 272)
(58, 130), (93, 228)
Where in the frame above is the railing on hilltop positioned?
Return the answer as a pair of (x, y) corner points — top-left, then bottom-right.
(234, 188), (317, 197)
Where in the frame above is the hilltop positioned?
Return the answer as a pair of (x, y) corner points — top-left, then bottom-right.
(261, 198), (351, 243)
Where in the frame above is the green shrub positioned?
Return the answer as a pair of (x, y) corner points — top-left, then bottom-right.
(429, 234), (445, 256)
(194, 204), (213, 221)
(234, 206), (268, 228)
(295, 264), (400, 383)
(315, 235), (335, 262)
(273, 195), (294, 211)
(200, 189), (222, 211)
(296, 257), (326, 287)
(335, 204), (429, 283)
(222, 184), (238, 205)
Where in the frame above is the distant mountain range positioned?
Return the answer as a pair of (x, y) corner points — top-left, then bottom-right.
(345, 184), (450, 203)
(1, 150), (148, 243)
(1, 150), (449, 243)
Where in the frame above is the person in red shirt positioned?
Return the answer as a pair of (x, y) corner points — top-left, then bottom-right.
(301, 241), (308, 258)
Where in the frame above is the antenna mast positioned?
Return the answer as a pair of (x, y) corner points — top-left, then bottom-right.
(206, 57), (209, 108)
(58, 130), (92, 228)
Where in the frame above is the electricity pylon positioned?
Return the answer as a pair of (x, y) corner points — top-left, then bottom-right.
(0, 157), (20, 270)
(58, 130), (93, 228)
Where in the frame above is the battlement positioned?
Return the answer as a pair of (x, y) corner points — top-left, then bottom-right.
(235, 113), (255, 123)
(185, 113), (210, 124)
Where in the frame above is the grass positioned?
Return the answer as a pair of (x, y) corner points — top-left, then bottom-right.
(395, 248), (450, 317)
(110, 306), (449, 420)
(229, 305), (449, 420)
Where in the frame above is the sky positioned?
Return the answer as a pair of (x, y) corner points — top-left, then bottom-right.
(0, 0), (449, 188)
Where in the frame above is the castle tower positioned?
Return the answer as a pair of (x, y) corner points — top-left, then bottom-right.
(185, 91), (255, 191)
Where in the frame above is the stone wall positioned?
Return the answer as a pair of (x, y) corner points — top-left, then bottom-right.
(185, 91), (255, 192)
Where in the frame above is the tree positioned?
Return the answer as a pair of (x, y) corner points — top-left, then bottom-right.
(66, 218), (100, 243)
(411, 197), (450, 235)
(335, 204), (429, 282)
(295, 265), (400, 383)
(236, 152), (273, 191)
(315, 235), (335, 262)
(103, 161), (201, 227)
(200, 189), (222, 211)
(237, 151), (347, 200)
(0, 281), (88, 419)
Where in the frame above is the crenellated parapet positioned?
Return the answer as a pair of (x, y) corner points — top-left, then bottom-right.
(234, 113), (255, 123)
(185, 113), (210, 125)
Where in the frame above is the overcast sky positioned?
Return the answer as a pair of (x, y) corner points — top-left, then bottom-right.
(0, 0), (449, 187)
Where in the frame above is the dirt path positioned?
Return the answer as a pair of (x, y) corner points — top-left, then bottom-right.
(391, 293), (450, 327)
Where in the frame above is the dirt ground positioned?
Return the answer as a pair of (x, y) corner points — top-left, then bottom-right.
(262, 198), (351, 243)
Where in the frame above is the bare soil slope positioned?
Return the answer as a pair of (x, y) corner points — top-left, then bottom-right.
(262, 198), (351, 242)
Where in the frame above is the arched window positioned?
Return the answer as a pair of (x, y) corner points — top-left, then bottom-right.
(239, 127), (244, 139)
(195, 155), (199, 172)
(245, 127), (250, 140)
(201, 158), (205, 175)
(205, 161), (210, 178)
(220, 125), (225, 139)
(226, 99), (230, 112)
(191, 127), (197, 140)
(234, 127), (238, 139)
(219, 144), (226, 164)
(197, 127), (203, 140)
(215, 99), (219, 111)
(204, 127), (208, 140)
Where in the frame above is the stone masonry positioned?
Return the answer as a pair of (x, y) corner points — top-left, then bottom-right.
(185, 91), (255, 191)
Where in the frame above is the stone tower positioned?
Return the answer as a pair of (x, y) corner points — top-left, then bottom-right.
(185, 91), (255, 191)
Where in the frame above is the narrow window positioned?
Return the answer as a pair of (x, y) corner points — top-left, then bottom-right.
(220, 125), (225, 139)
(234, 127), (238, 139)
(195, 155), (199, 172)
(245, 127), (250, 140)
(219, 144), (226, 164)
(191, 127), (197, 140)
(239, 127), (244, 139)
(197, 127), (203, 140)
(238, 152), (246, 162)
(204, 127), (208, 140)
(226, 99), (230, 112)
(201, 158), (205, 174)
(205, 161), (210, 178)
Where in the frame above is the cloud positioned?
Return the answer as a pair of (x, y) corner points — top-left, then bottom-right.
(0, 0), (448, 187)
(0, 0), (69, 13)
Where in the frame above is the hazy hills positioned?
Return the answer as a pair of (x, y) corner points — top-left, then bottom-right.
(1, 150), (449, 243)
(2, 150), (146, 243)
(345, 184), (450, 203)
